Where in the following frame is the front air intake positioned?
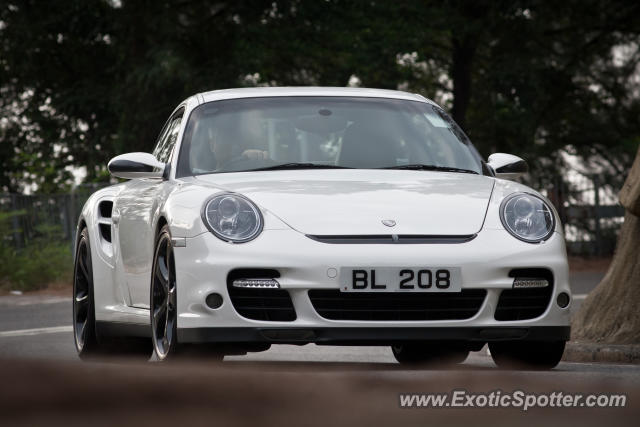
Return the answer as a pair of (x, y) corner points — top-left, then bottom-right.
(308, 289), (487, 321)
(226, 269), (296, 321)
(495, 268), (554, 321)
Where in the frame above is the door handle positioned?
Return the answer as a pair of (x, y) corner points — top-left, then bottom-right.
(111, 210), (121, 224)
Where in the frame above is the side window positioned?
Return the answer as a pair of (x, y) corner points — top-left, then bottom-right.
(153, 110), (184, 164)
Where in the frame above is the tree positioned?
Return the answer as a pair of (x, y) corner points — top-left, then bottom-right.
(572, 145), (640, 344)
(0, 0), (271, 192)
(1, 0), (639, 195)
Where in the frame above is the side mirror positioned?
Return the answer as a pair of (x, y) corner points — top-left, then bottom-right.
(487, 153), (528, 180)
(108, 152), (166, 180)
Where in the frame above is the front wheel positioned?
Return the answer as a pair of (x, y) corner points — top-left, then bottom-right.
(151, 225), (179, 361)
(73, 228), (102, 359)
(489, 341), (565, 370)
(392, 343), (469, 366)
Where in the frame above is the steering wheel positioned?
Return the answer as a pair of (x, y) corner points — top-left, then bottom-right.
(218, 153), (273, 171)
(218, 155), (251, 170)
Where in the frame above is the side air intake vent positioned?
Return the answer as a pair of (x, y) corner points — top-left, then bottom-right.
(97, 200), (114, 250)
(99, 200), (113, 218)
(99, 223), (112, 243)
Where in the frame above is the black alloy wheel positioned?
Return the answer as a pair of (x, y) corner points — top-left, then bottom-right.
(73, 228), (100, 358)
(151, 225), (178, 360)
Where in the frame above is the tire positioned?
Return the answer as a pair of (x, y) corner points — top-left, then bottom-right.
(489, 341), (565, 370)
(150, 225), (227, 362)
(73, 227), (153, 360)
(392, 343), (470, 366)
(151, 225), (180, 361)
(73, 228), (102, 359)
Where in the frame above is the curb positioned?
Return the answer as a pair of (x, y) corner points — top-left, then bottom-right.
(563, 341), (640, 364)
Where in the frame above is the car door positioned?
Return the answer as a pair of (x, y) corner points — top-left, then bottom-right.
(113, 108), (184, 308)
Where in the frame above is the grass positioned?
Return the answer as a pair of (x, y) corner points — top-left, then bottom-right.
(0, 211), (73, 292)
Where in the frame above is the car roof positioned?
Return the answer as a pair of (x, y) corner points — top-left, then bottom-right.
(197, 86), (436, 105)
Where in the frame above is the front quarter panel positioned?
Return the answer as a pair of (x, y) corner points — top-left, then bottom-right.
(165, 178), (292, 239)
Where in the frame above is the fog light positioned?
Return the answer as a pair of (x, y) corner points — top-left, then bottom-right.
(557, 292), (570, 308)
(205, 293), (223, 309)
(512, 277), (549, 289)
(232, 278), (280, 288)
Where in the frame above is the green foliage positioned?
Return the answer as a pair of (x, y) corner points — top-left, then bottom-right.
(0, 211), (72, 292)
(0, 0), (639, 194)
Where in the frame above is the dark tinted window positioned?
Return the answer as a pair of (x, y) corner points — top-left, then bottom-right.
(176, 97), (483, 176)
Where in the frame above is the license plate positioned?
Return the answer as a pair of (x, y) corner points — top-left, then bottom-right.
(339, 267), (462, 292)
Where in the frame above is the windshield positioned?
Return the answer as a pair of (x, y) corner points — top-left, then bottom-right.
(176, 96), (484, 176)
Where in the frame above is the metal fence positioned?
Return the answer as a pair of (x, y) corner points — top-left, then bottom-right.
(542, 173), (624, 256)
(0, 185), (105, 254)
(0, 177), (626, 257)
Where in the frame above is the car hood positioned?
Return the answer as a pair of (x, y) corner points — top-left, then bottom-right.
(194, 170), (495, 236)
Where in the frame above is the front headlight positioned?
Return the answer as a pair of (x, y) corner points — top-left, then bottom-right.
(202, 193), (263, 243)
(500, 193), (555, 243)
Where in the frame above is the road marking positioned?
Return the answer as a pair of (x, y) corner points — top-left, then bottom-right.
(0, 325), (72, 338)
(0, 296), (71, 306)
(573, 294), (588, 300)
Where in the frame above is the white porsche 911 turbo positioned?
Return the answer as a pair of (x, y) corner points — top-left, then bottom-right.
(73, 87), (571, 368)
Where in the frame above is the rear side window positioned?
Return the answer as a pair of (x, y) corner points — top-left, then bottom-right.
(153, 109), (184, 164)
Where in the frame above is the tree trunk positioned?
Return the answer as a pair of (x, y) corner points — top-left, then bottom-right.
(451, 35), (477, 130)
(572, 146), (640, 344)
(620, 146), (640, 216)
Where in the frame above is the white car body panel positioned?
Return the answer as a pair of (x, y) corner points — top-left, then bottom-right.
(75, 87), (570, 344)
(173, 228), (570, 329)
(194, 170), (495, 236)
(199, 86), (434, 105)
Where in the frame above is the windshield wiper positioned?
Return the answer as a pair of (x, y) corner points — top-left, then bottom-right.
(246, 163), (353, 172)
(381, 164), (479, 174)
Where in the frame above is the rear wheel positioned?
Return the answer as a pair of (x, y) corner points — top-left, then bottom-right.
(392, 343), (469, 366)
(73, 227), (152, 360)
(489, 341), (565, 370)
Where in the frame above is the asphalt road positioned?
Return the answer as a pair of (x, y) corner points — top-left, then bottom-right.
(1, 271), (639, 385)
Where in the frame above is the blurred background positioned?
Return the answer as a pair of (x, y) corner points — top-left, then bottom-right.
(1, 0), (639, 293)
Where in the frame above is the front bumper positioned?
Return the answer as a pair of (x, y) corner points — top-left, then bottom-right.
(173, 227), (571, 343)
(178, 326), (570, 344)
